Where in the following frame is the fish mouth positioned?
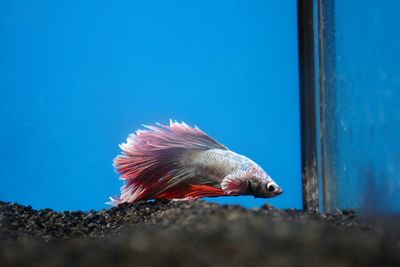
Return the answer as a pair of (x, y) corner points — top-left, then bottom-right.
(274, 188), (283, 196)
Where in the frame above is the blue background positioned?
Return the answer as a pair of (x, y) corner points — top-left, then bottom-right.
(0, 1), (301, 211)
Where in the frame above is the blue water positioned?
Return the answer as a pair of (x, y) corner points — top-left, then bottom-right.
(0, 1), (301, 211)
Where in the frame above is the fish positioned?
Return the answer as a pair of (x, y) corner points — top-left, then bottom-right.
(108, 120), (282, 205)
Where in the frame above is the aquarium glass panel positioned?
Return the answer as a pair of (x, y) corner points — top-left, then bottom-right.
(319, 0), (400, 212)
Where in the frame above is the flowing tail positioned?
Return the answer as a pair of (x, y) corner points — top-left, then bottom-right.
(108, 120), (228, 205)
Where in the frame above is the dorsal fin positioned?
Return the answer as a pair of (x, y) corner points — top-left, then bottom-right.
(144, 120), (228, 150)
(110, 121), (228, 205)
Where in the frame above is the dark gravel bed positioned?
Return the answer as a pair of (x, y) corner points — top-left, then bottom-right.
(1, 200), (399, 267)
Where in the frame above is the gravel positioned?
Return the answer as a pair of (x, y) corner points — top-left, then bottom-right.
(1, 200), (399, 267)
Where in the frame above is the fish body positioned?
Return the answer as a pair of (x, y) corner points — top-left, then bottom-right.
(110, 121), (282, 205)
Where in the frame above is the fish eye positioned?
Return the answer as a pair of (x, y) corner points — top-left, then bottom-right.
(266, 184), (275, 192)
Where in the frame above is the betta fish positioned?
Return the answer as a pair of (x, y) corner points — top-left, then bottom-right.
(109, 121), (282, 205)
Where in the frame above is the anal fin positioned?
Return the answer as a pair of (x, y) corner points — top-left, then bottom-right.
(187, 184), (225, 198)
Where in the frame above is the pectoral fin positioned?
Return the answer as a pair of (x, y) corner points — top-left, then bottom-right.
(221, 175), (248, 196)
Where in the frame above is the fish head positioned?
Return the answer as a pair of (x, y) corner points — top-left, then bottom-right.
(247, 169), (283, 198)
